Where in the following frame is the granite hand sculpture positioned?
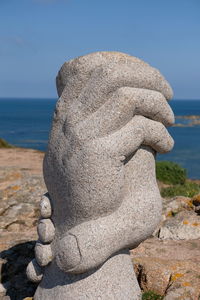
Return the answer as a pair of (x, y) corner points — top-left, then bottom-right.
(27, 52), (174, 299)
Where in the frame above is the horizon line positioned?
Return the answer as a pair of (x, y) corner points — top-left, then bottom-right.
(0, 97), (200, 101)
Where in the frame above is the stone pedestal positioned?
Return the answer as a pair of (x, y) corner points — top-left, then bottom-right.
(34, 250), (141, 300)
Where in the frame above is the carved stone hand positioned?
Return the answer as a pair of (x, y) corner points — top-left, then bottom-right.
(27, 52), (174, 299)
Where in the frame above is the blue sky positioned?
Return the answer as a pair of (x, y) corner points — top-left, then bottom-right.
(0, 0), (200, 99)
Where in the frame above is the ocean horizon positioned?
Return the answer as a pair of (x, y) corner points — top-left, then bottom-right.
(0, 98), (200, 179)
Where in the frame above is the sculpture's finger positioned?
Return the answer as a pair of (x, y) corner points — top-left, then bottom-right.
(103, 88), (174, 128)
(56, 234), (81, 272)
(35, 241), (53, 266)
(62, 61), (173, 125)
(122, 88), (174, 127)
(106, 115), (174, 157)
(37, 219), (55, 243)
(75, 88), (174, 140)
(40, 193), (52, 218)
(26, 259), (43, 282)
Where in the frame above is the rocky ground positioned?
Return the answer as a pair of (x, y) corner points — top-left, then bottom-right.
(132, 194), (200, 299)
(0, 148), (200, 299)
(0, 148), (45, 300)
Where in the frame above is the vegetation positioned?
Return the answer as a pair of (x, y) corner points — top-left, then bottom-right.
(0, 138), (13, 148)
(161, 181), (200, 198)
(142, 291), (164, 300)
(156, 161), (200, 198)
(156, 161), (187, 185)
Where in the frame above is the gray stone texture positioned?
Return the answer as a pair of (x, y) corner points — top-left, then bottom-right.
(158, 210), (200, 240)
(40, 193), (52, 218)
(26, 51), (174, 299)
(34, 250), (141, 300)
(26, 259), (43, 283)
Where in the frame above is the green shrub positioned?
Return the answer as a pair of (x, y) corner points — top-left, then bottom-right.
(0, 138), (13, 148)
(156, 161), (187, 185)
(161, 181), (200, 198)
(142, 291), (163, 300)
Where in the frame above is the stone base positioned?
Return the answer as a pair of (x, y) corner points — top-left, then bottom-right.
(34, 250), (141, 300)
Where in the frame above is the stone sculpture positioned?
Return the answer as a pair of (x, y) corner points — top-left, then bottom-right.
(27, 51), (174, 299)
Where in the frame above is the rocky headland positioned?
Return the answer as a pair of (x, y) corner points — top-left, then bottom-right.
(0, 146), (200, 299)
(173, 115), (200, 127)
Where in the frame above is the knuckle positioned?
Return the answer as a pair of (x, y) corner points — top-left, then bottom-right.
(37, 219), (55, 243)
(40, 193), (52, 218)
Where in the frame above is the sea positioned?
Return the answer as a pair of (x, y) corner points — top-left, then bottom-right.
(0, 98), (200, 179)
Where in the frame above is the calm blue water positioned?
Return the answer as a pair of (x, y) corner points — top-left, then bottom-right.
(0, 98), (56, 151)
(0, 98), (200, 179)
(157, 100), (200, 179)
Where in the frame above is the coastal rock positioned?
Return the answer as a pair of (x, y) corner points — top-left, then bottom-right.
(157, 210), (200, 240)
(131, 238), (200, 299)
(192, 193), (200, 215)
(162, 196), (194, 217)
(0, 148), (45, 299)
(192, 193), (200, 205)
(0, 148), (45, 236)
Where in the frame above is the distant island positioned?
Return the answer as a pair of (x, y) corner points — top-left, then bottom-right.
(173, 115), (200, 127)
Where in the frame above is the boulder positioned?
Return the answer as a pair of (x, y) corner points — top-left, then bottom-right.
(131, 237), (200, 299)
